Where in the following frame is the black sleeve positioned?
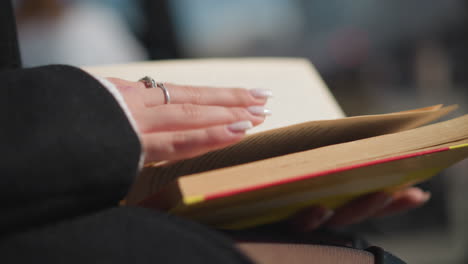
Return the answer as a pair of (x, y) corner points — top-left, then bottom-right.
(0, 65), (141, 234)
(0, 0), (21, 70)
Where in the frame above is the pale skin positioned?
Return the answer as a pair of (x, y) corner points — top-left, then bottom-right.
(107, 77), (431, 232)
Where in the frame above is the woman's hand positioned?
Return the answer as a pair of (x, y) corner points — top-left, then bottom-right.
(106, 78), (272, 164)
(291, 187), (431, 232)
(105, 77), (428, 230)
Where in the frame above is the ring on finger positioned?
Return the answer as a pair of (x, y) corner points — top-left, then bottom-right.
(139, 76), (171, 104)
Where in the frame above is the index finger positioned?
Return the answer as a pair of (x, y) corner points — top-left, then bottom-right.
(144, 83), (272, 107)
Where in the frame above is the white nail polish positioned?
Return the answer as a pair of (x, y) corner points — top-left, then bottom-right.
(247, 106), (272, 116)
(250, 89), (273, 99)
(227, 121), (253, 133)
(422, 191), (431, 202)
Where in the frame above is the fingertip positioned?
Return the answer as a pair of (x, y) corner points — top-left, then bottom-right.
(242, 88), (271, 106)
(226, 120), (253, 134)
(422, 191), (431, 202)
(395, 187), (431, 204)
(304, 209), (334, 232)
(247, 106), (272, 117)
(202, 122), (249, 149)
(290, 206), (334, 232)
(249, 88), (273, 100)
(373, 189), (431, 218)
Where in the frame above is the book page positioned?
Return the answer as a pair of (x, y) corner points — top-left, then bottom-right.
(173, 114), (468, 198)
(138, 115), (468, 229)
(170, 143), (468, 229)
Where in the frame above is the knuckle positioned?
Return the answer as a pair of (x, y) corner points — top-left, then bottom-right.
(171, 132), (199, 154)
(143, 138), (174, 161)
(133, 112), (152, 132)
(182, 85), (203, 104)
(206, 129), (225, 145)
(232, 88), (252, 105)
(171, 133), (190, 148)
(179, 104), (201, 119)
(230, 107), (250, 120)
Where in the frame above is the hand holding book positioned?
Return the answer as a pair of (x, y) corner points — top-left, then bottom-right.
(291, 187), (430, 231)
(107, 76), (429, 231)
(85, 59), (467, 231)
(133, 104), (467, 230)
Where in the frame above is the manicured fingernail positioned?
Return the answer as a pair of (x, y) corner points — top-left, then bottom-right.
(422, 191), (431, 202)
(227, 121), (253, 133)
(250, 88), (273, 99)
(247, 106), (272, 116)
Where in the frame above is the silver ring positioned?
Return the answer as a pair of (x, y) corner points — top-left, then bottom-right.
(156, 82), (171, 105)
(139, 76), (171, 104)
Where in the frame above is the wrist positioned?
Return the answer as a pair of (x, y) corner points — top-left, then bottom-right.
(92, 75), (145, 170)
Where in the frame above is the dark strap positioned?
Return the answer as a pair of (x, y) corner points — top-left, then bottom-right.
(366, 246), (407, 264)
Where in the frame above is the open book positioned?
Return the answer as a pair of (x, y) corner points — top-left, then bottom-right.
(84, 59), (468, 229)
(128, 104), (467, 229)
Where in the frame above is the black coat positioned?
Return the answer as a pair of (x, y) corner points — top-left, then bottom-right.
(0, 1), (252, 263)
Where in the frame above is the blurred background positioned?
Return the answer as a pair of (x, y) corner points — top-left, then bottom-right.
(13, 0), (468, 263)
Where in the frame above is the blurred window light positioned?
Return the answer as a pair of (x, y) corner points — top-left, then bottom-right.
(15, 0), (147, 66)
(169, 0), (303, 56)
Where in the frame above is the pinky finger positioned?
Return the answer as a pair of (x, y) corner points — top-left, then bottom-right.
(142, 121), (253, 163)
(373, 187), (431, 218)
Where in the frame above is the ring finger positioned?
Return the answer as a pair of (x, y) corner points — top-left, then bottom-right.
(142, 82), (272, 107)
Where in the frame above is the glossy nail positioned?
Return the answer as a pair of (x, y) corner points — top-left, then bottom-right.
(421, 191), (431, 202)
(250, 88), (273, 99)
(247, 106), (272, 116)
(227, 121), (253, 133)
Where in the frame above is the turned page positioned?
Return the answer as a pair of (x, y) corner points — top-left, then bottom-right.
(173, 114), (468, 198)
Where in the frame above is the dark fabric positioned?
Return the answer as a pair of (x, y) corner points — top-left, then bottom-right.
(0, 1), (403, 263)
(0, 207), (253, 264)
(0, 64), (252, 264)
(139, 0), (181, 59)
(0, 0), (21, 69)
(0, 65), (141, 235)
(0, 2), (253, 261)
